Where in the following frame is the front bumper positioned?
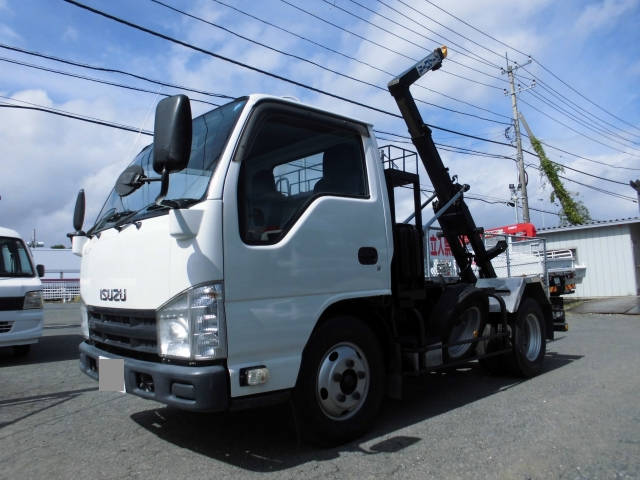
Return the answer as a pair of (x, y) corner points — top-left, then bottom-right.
(0, 309), (43, 347)
(79, 341), (229, 412)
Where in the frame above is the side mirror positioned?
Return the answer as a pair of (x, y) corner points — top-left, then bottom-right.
(153, 95), (192, 175)
(36, 264), (45, 277)
(73, 189), (85, 234)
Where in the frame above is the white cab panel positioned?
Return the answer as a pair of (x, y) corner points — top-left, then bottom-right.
(81, 202), (223, 309)
(223, 133), (391, 397)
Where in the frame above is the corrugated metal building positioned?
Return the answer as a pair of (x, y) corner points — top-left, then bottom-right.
(538, 217), (640, 298)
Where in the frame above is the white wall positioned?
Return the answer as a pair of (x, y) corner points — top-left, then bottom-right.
(540, 224), (637, 297)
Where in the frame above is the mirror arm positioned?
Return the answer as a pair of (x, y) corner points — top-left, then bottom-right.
(154, 169), (178, 208)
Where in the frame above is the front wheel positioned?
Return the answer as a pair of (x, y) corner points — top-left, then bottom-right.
(292, 315), (385, 446)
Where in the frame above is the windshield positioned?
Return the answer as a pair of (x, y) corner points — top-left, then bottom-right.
(0, 237), (34, 277)
(91, 98), (247, 233)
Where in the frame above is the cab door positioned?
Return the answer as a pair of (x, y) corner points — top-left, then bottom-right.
(221, 102), (390, 397)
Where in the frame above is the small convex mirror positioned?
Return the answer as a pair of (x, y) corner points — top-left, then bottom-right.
(115, 165), (145, 197)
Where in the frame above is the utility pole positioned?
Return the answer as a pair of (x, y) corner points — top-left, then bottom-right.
(631, 180), (640, 213)
(502, 53), (533, 224)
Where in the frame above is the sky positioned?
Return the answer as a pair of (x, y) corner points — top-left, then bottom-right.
(1, 0), (639, 246)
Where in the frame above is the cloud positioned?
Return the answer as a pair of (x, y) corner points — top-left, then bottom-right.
(62, 26), (78, 42)
(574, 0), (638, 34)
(0, 23), (20, 42)
(1, 0), (637, 249)
(0, 89), (152, 245)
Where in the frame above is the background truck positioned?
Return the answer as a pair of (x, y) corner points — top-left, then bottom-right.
(0, 226), (45, 356)
(72, 46), (560, 445)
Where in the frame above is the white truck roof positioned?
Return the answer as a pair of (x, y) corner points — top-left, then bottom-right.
(0, 226), (22, 239)
(243, 94), (373, 128)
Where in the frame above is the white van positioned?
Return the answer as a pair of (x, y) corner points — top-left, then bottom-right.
(0, 227), (44, 356)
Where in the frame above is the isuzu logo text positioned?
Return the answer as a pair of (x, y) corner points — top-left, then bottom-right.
(100, 288), (127, 302)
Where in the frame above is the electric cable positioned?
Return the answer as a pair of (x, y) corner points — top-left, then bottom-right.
(208, 0), (510, 120)
(0, 56), (220, 107)
(0, 101), (153, 136)
(151, 0), (510, 125)
(519, 95), (640, 157)
(338, 0), (502, 70)
(387, 0), (504, 61)
(420, 0), (640, 136)
(62, 0), (519, 148)
(533, 59), (640, 135)
(279, 0), (505, 90)
(0, 42), (233, 101)
(519, 131), (640, 172)
(525, 85), (640, 148)
(522, 66), (640, 141)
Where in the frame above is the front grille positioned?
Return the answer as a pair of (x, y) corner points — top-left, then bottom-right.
(88, 306), (157, 355)
(0, 321), (14, 333)
(0, 297), (23, 311)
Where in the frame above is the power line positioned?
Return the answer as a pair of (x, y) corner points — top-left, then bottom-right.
(519, 95), (640, 157)
(0, 42), (233, 101)
(0, 55), (220, 107)
(338, 0), (502, 69)
(379, 128), (634, 189)
(519, 131), (640, 172)
(151, 0), (509, 126)
(279, 0), (505, 90)
(421, 0), (530, 60)
(0, 101), (153, 135)
(525, 84), (640, 148)
(419, 0), (640, 137)
(534, 59), (640, 135)
(522, 66), (640, 142)
(209, 0), (510, 120)
(385, 0), (504, 61)
(62, 0), (518, 148)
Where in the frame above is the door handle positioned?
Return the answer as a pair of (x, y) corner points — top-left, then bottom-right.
(358, 247), (378, 265)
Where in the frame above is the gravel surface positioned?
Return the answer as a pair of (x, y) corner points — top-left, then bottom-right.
(1, 304), (638, 479)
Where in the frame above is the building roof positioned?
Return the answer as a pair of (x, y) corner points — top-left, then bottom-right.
(538, 217), (640, 234)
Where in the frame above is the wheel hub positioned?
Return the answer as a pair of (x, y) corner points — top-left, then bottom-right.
(316, 343), (369, 420)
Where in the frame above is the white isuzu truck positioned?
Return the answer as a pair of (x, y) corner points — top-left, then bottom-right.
(73, 47), (561, 445)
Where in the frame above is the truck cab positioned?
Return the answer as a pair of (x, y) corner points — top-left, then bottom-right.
(77, 94), (391, 410)
(0, 227), (44, 356)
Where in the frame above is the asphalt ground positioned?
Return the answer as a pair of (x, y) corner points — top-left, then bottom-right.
(0, 304), (638, 479)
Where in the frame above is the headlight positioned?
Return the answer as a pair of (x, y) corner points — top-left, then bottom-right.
(157, 283), (226, 360)
(23, 290), (43, 309)
(80, 300), (89, 339)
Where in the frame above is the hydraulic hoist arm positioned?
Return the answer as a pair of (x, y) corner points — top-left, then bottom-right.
(388, 46), (505, 282)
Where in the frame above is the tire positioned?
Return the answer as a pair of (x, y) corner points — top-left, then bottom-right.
(432, 286), (488, 362)
(508, 298), (546, 377)
(477, 324), (510, 375)
(292, 315), (385, 446)
(12, 344), (31, 357)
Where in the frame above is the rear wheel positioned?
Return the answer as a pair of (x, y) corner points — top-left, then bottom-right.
(292, 315), (384, 446)
(509, 298), (546, 377)
(477, 324), (510, 375)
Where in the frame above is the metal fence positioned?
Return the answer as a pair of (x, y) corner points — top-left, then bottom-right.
(425, 228), (549, 287)
(41, 279), (80, 302)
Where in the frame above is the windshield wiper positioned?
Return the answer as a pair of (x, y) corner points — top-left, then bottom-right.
(88, 209), (136, 235)
(114, 198), (200, 230)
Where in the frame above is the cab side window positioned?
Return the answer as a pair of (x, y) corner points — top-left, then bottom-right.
(238, 112), (367, 244)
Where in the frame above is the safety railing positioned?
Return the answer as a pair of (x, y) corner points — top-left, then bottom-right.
(41, 279), (80, 302)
